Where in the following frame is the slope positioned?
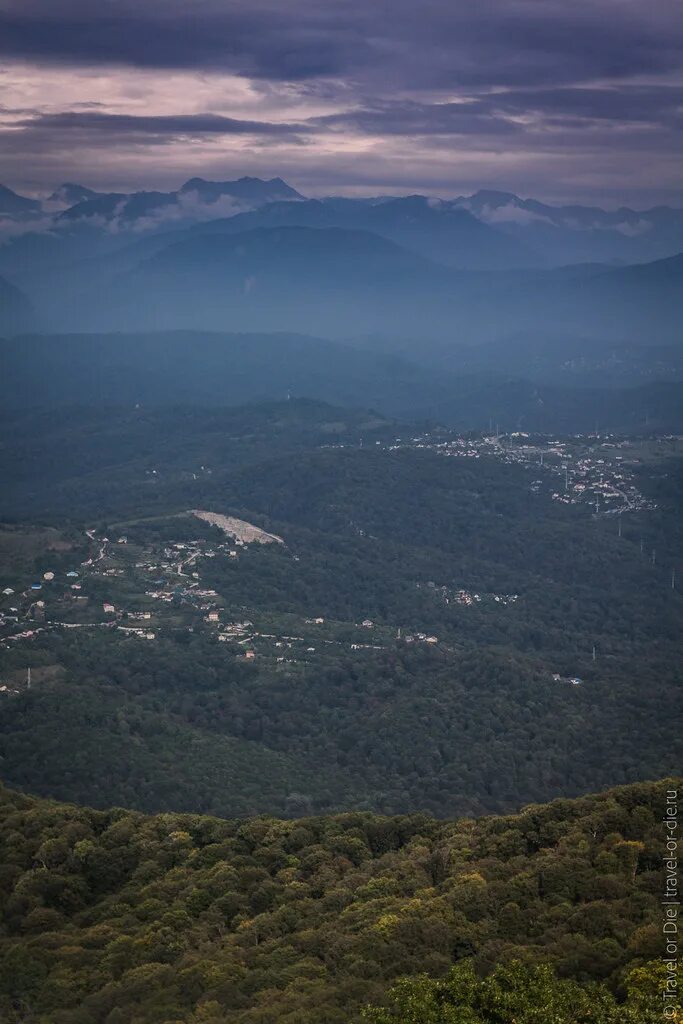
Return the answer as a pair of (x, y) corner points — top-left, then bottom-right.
(179, 194), (538, 269)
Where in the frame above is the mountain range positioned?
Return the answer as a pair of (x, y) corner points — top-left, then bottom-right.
(53, 227), (683, 344)
(0, 174), (681, 372)
(172, 194), (537, 270)
(2, 176), (683, 269)
(0, 176), (302, 226)
(451, 189), (683, 264)
(55, 175), (304, 230)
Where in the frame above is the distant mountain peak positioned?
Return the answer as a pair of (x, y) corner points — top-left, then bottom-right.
(0, 183), (42, 215)
(468, 190), (522, 207)
(178, 176), (303, 201)
(47, 182), (101, 205)
(381, 194), (449, 212)
(179, 177), (210, 191)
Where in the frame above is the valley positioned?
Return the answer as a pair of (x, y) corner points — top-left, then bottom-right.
(1, 5), (682, 1020)
(0, 413), (680, 822)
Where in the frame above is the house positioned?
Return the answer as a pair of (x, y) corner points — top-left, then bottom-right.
(244, 649), (255, 660)
(569, 676), (583, 686)
(361, 619), (373, 628)
(2, 588), (14, 596)
(207, 611), (220, 622)
(103, 603), (116, 614)
(66, 571), (79, 578)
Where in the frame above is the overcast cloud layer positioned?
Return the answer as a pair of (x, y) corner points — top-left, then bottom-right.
(1, 0), (681, 205)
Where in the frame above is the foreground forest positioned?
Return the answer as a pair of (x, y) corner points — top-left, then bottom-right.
(0, 778), (676, 1023)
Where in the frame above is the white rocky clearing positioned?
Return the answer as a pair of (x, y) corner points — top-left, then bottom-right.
(191, 510), (284, 545)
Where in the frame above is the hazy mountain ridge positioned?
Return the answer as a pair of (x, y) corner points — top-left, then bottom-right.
(176, 194), (538, 270)
(2, 332), (683, 437)
(0, 273), (34, 334)
(452, 189), (683, 264)
(0, 175), (680, 386)
(81, 229), (683, 343)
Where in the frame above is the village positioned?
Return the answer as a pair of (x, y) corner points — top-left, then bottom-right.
(3, 429), (641, 694)
(0, 510), (455, 669)
(405, 432), (666, 517)
(2, 430), (664, 694)
(0, 501), (594, 703)
(327, 430), (669, 518)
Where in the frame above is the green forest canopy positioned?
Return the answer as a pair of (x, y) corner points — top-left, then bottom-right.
(0, 778), (677, 1023)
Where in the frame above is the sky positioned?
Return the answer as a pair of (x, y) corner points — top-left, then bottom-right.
(1, 0), (682, 207)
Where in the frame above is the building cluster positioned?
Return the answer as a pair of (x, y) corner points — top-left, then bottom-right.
(418, 581), (519, 607)
(551, 672), (583, 686)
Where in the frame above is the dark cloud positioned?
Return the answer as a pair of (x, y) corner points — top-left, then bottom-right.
(0, 0), (681, 203)
(491, 85), (683, 126)
(1, 0), (681, 88)
(0, 2), (366, 81)
(312, 101), (521, 137)
(16, 111), (307, 139)
(308, 84), (683, 143)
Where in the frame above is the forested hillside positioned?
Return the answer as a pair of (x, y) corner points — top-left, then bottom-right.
(0, 779), (675, 1023)
(0, 404), (681, 819)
